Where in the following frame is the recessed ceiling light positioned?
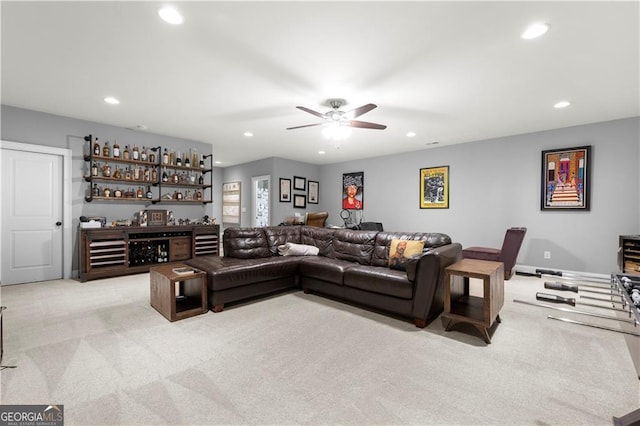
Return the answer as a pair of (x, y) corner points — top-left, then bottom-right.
(554, 101), (572, 109)
(406, 132), (416, 138)
(318, 150), (326, 155)
(104, 96), (120, 105)
(243, 132), (253, 137)
(158, 6), (184, 25)
(521, 23), (549, 40)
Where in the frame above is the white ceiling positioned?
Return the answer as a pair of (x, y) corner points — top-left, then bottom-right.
(2, 1), (639, 166)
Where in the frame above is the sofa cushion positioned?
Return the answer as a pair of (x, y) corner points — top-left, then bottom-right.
(371, 231), (452, 267)
(297, 256), (355, 285)
(332, 229), (377, 265)
(187, 255), (300, 291)
(223, 227), (270, 259)
(278, 243), (319, 256)
(300, 226), (335, 257)
(388, 239), (425, 271)
(343, 265), (414, 299)
(264, 226), (301, 256)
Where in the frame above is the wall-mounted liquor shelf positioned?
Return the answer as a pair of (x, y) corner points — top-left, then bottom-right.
(79, 224), (219, 281)
(82, 134), (213, 204)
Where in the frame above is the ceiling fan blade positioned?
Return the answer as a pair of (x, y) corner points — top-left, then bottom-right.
(346, 103), (377, 119)
(348, 120), (387, 130)
(296, 106), (326, 119)
(286, 123), (324, 130)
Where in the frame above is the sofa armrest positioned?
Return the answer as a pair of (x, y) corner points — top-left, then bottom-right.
(409, 242), (462, 322)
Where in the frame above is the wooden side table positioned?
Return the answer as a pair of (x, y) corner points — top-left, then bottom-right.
(150, 264), (208, 322)
(442, 258), (504, 343)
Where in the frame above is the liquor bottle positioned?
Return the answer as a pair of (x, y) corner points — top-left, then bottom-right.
(113, 166), (122, 180)
(137, 187), (143, 198)
(102, 164), (111, 177)
(123, 145), (130, 160)
(199, 157), (205, 168)
(151, 167), (158, 182)
(141, 146), (148, 162)
(184, 153), (191, 168)
(169, 150), (175, 165)
(161, 167), (169, 183)
(162, 148), (169, 164)
(93, 137), (100, 156)
(143, 166), (150, 181)
(102, 140), (111, 157)
(192, 149), (198, 167)
(133, 165), (140, 180)
(114, 188), (122, 198)
(132, 145), (139, 161)
(91, 161), (98, 177)
(92, 184), (99, 197)
(104, 187), (111, 197)
(113, 140), (120, 158)
(176, 191), (183, 201)
(172, 172), (179, 184)
(198, 174), (204, 185)
(176, 153), (182, 167)
(124, 167), (132, 180)
(196, 190), (202, 201)
(146, 185), (153, 199)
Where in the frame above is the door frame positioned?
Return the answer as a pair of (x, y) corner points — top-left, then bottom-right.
(0, 140), (72, 282)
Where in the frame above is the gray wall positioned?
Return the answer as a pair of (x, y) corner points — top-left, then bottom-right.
(1, 105), (217, 275)
(317, 117), (640, 275)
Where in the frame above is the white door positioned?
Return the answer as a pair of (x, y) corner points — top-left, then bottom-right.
(1, 148), (64, 284)
(251, 175), (270, 227)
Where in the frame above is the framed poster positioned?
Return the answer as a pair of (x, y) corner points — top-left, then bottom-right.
(541, 145), (591, 210)
(293, 176), (306, 191)
(420, 166), (449, 209)
(308, 180), (319, 204)
(279, 178), (291, 202)
(342, 172), (363, 210)
(222, 181), (241, 224)
(294, 194), (307, 209)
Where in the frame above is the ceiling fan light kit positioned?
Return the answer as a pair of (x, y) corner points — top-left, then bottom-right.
(287, 99), (387, 136)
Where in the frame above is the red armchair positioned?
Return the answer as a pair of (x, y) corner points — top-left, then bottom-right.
(462, 227), (527, 280)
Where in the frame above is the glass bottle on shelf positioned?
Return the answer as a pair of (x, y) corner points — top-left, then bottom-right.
(184, 153), (190, 168)
(124, 167), (132, 180)
(196, 190), (202, 201)
(103, 187), (111, 197)
(151, 167), (158, 182)
(123, 145), (130, 160)
(102, 140), (111, 157)
(199, 157), (205, 168)
(92, 184), (99, 197)
(113, 166), (122, 180)
(93, 137), (100, 156)
(149, 151), (156, 163)
(133, 165), (140, 181)
(176, 191), (183, 201)
(146, 185), (153, 199)
(114, 188), (122, 198)
(162, 148), (169, 164)
(91, 161), (98, 177)
(198, 174), (204, 185)
(113, 140), (120, 158)
(176, 151), (182, 166)
(143, 166), (150, 181)
(141, 146), (147, 162)
(192, 149), (198, 167)
(161, 167), (169, 183)
(172, 172), (179, 184)
(132, 145), (139, 161)
(169, 150), (175, 165)
(136, 187), (143, 198)
(102, 164), (111, 177)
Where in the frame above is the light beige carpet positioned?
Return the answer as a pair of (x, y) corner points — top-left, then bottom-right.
(0, 273), (638, 425)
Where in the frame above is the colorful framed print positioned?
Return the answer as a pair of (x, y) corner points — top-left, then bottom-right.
(420, 166), (449, 209)
(342, 172), (364, 210)
(541, 145), (591, 210)
(308, 180), (319, 204)
(279, 178), (291, 202)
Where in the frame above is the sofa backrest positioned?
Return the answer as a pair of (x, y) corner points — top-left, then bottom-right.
(263, 226), (302, 256)
(371, 231), (452, 267)
(332, 229), (378, 265)
(300, 226), (335, 257)
(223, 227), (270, 258)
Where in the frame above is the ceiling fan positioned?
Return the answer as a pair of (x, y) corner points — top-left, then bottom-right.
(286, 99), (387, 131)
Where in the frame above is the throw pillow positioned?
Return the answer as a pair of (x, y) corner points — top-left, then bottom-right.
(388, 239), (425, 271)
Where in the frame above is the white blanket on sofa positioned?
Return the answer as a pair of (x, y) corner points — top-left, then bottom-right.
(277, 243), (319, 256)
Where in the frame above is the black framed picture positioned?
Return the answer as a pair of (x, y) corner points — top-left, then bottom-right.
(279, 178), (291, 202)
(541, 145), (591, 210)
(308, 180), (319, 204)
(293, 194), (307, 209)
(293, 176), (306, 191)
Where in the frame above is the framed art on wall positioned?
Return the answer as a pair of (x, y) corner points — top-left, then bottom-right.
(342, 172), (363, 210)
(420, 166), (449, 209)
(222, 181), (241, 224)
(541, 145), (591, 210)
(294, 194), (306, 209)
(308, 180), (319, 204)
(293, 176), (306, 191)
(279, 178), (291, 202)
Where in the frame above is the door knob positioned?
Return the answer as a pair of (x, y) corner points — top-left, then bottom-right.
(55, 221), (62, 226)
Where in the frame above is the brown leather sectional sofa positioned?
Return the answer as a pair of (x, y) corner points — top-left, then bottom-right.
(186, 225), (462, 327)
